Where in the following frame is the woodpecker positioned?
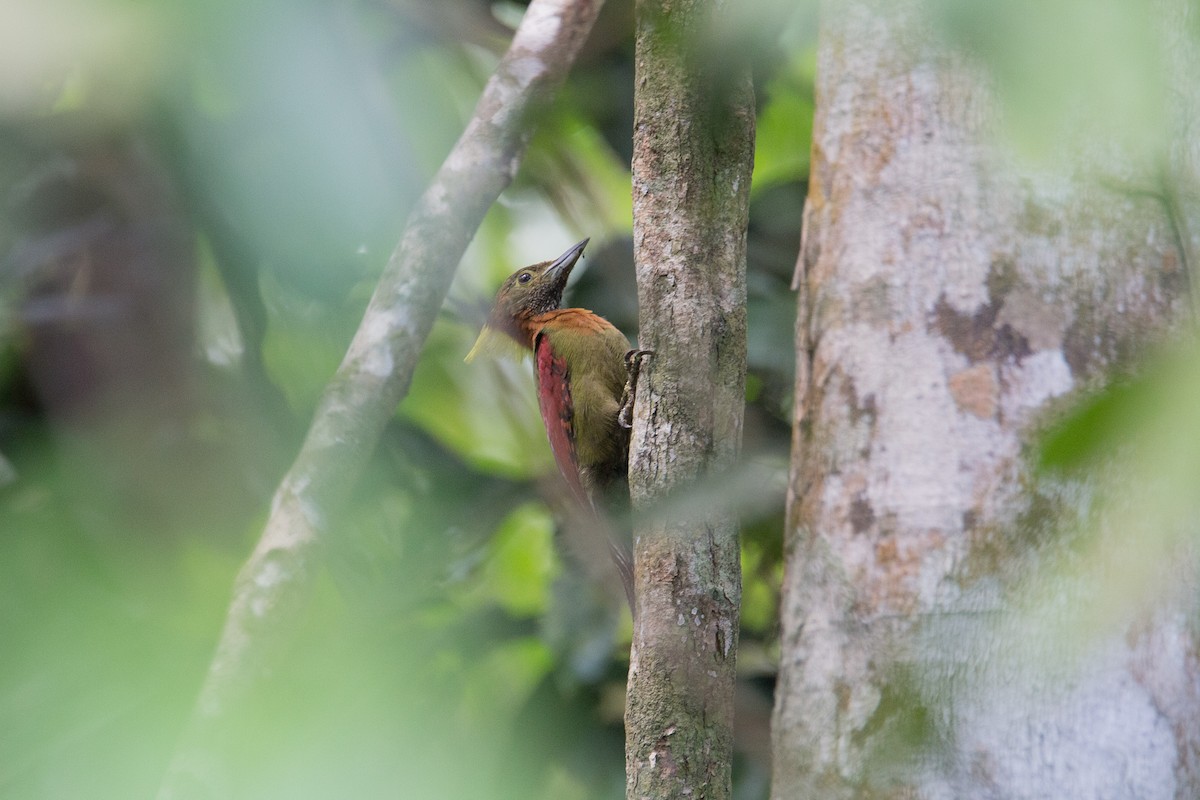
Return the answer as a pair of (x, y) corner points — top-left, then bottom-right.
(467, 239), (648, 611)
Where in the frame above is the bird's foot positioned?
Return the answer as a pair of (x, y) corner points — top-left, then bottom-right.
(618, 349), (654, 429)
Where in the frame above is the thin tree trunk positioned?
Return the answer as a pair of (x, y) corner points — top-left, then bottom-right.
(773, 1), (1200, 797)
(156, 2), (604, 796)
(624, 1), (755, 798)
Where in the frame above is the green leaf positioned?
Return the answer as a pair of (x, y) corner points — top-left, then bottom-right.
(471, 502), (560, 617)
(1036, 378), (1148, 472)
(751, 55), (814, 195)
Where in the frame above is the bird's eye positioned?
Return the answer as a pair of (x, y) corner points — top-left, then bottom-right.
(517, 272), (532, 284)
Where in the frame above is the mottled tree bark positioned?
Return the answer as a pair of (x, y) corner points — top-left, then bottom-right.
(156, 2), (604, 797)
(773, 1), (1200, 798)
(624, 1), (755, 798)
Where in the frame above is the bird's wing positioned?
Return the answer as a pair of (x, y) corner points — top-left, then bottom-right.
(535, 327), (637, 616)
(534, 331), (592, 509)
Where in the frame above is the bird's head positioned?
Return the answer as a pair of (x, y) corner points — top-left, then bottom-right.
(491, 238), (588, 324)
(466, 238), (589, 359)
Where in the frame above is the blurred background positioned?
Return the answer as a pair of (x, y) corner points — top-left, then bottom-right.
(0, 1), (812, 797)
(9, 0), (1189, 795)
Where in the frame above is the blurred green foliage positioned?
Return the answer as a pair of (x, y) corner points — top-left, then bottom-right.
(928, 0), (1170, 167)
(1025, 342), (1200, 650)
(0, 0), (806, 797)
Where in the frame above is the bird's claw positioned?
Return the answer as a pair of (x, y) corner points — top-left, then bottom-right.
(624, 349), (652, 369)
(618, 349), (653, 429)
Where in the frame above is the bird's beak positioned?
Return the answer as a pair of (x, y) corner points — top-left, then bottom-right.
(544, 238), (590, 281)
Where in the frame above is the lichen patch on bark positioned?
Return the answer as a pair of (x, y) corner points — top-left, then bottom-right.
(948, 364), (998, 419)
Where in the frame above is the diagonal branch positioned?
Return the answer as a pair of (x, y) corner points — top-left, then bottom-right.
(156, 1), (604, 796)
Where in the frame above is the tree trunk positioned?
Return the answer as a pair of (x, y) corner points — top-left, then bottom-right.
(624, 1), (754, 798)
(773, 1), (1200, 797)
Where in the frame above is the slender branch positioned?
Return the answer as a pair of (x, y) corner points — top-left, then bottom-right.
(1097, 166), (1200, 322)
(156, 2), (604, 796)
(624, 0), (755, 797)
(1157, 166), (1200, 320)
